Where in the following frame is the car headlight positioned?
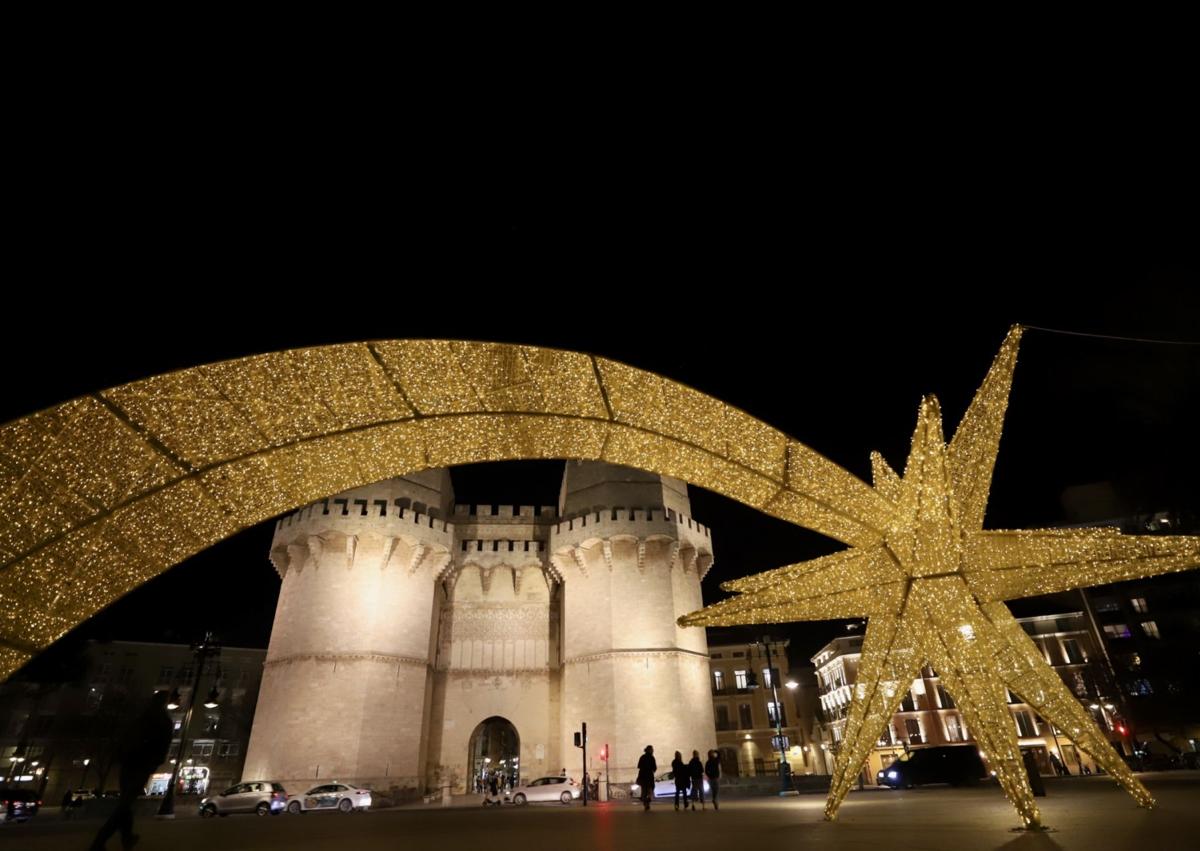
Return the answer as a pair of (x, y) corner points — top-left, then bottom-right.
(886, 771), (898, 780)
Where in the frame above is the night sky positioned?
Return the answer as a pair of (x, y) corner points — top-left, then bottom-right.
(4, 202), (1196, 669)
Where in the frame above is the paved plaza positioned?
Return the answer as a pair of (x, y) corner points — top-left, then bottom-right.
(2, 773), (1196, 851)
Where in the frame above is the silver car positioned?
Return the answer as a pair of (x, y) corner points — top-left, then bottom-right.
(286, 783), (372, 814)
(199, 781), (288, 817)
(506, 776), (580, 805)
(630, 771), (711, 800)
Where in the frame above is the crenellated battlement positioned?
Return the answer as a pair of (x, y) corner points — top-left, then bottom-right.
(553, 505), (711, 537)
(452, 504), (557, 521)
(277, 497), (451, 530)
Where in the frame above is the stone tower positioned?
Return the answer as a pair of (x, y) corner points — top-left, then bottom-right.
(551, 461), (717, 782)
(243, 461), (715, 795)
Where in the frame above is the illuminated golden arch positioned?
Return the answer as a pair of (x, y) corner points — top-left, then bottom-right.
(0, 339), (892, 679)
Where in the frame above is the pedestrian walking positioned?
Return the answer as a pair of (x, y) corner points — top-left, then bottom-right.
(636, 745), (657, 811)
(671, 751), (690, 810)
(688, 750), (705, 809)
(89, 690), (173, 851)
(704, 749), (721, 811)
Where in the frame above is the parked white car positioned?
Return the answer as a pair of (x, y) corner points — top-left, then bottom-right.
(506, 776), (581, 805)
(630, 771), (711, 800)
(199, 781), (288, 817)
(286, 783), (371, 814)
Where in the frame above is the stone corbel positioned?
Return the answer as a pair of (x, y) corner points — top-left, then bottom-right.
(408, 542), (429, 575)
(571, 547), (589, 578)
(548, 553), (571, 583)
(679, 544), (697, 574)
(601, 540), (613, 572)
(430, 551), (454, 580)
(480, 566), (494, 595)
(306, 535), (325, 570)
(282, 544), (306, 577)
(379, 536), (398, 572)
(637, 540), (647, 573)
(345, 535), (358, 569)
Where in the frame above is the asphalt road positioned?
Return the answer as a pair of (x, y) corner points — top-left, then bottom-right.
(3, 773), (1197, 851)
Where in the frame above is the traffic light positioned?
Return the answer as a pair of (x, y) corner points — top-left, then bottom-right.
(599, 745), (608, 762)
(747, 670), (759, 688)
(574, 732), (582, 748)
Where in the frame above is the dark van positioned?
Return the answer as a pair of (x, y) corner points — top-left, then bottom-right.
(877, 746), (987, 788)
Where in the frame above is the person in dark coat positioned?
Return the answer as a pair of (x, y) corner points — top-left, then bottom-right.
(89, 690), (173, 851)
(687, 750), (705, 809)
(704, 749), (721, 811)
(671, 751), (689, 810)
(636, 745), (657, 811)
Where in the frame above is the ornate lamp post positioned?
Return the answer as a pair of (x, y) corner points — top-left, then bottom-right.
(157, 633), (220, 819)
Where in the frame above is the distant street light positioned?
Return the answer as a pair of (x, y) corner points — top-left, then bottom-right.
(157, 633), (221, 819)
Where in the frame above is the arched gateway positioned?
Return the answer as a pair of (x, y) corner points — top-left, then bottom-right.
(468, 717), (520, 791)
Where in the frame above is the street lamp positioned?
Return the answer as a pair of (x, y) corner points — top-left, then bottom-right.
(749, 636), (791, 795)
(203, 687), (220, 710)
(157, 632), (221, 819)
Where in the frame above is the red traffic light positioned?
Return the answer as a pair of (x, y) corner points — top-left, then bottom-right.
(599, 746), (608, 761)
(1117, 725), (1127, 735)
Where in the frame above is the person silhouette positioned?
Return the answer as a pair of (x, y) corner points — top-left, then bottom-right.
(636, 746), (657, 811)
(89, 690), (173, 851)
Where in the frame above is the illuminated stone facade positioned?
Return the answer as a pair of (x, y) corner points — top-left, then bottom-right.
(811, 612), (1121, 784)
(243, 461), (716, 795)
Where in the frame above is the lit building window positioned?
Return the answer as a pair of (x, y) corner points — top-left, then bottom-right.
(713, 671), (724, 691)
(735, 670), (749, 690)
(766, 701), (786, 725)
(1130, 597), (1149, 613)
(1095, 599), (1120, 613)
(904, 718), (922, 744)
(1103, 624), (1132, 639)
(1140, 621), (1160, 639)
(1013, 710), (1037, 737)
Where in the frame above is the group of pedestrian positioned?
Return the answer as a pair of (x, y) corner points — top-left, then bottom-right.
(635, 745), (721, 812)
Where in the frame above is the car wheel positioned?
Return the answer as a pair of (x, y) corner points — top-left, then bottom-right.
(513, 793), (527, 806)
(256, 802), (270, 816)
(338, 798), (353, 813)
(287, 800), (302, 815)
(560, 791), (572, 805)
(201, 804), (217, 818)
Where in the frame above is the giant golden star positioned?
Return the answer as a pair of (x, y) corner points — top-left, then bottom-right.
(680, 326), (1200, 827)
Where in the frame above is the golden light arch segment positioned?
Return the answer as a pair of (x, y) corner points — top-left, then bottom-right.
(0, 339), (892, 680)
